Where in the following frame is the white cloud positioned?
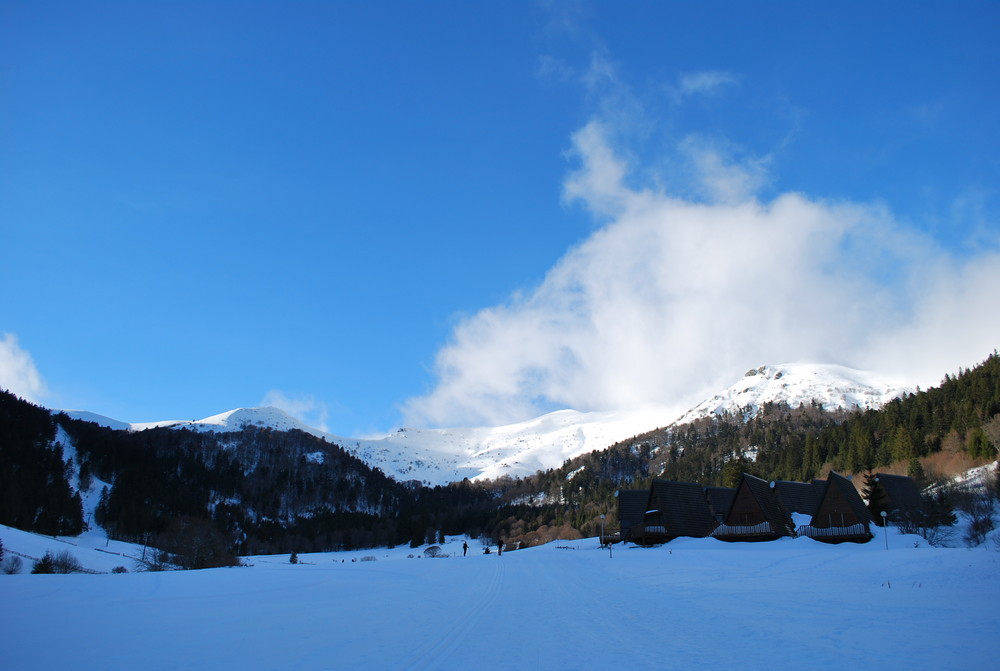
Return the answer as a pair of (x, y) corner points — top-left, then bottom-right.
(562, 121), (636, 217)
(0, 333), (47, 404)
(677, 70), (738, 98)
(404, 122), (1000, 428)
(679, 135), (771, 205)
(261, 390), (330, 433)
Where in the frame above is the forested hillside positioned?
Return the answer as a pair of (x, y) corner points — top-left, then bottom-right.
(0, 391), (501, 565)
(0, 392), (82, 536)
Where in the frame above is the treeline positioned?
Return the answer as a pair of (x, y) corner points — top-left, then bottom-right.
(0, 391), (82, 535)
(72, 420), (505, 558)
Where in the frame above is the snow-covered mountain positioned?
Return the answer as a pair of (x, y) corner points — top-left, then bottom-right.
(671, 363), (912, 426)
(341, 404), (681, 485)
(343, 362), (909, 485)
(63, 362), (912, 487)
(65, 404), (681, 487)
(62, 406), (322, 436)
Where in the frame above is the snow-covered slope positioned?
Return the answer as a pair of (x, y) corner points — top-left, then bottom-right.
(59, 410), (132, 432)
(343, 404), (681, 485)
(345, 363), (910, 484)
(60, 363), (911, 487)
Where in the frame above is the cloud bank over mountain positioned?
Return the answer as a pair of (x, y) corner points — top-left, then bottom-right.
(404, 119), (1000, 428)
(0, 333), (47, 404)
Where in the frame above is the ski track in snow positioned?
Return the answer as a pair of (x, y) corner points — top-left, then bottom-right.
(403, 556), (505, 670)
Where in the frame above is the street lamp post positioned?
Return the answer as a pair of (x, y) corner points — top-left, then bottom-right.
(881, 510), (888, 550)
(600, 514), (611, 558)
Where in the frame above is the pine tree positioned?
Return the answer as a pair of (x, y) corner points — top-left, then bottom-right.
(862, 472), (890, 525)
(847, 426), (875, 473)
(907, 458), (927, 488)
(31, 552), (54, 574)
(890, 426), (916, 462)
(967, 428), (992, 459)
(721, 457), (751, 488)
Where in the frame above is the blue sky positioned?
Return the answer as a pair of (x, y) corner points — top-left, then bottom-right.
(2, 2), (999, 435)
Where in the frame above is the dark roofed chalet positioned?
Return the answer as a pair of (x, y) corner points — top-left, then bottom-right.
(615, 489), (649, 543)
(712, 474), (795, 542)
(798, 472), (873, 543)
(630, 480), (717, 545)
(705, 486), (736, 523)
(874, 473), (925, 525)
(771, 480), (820, 517)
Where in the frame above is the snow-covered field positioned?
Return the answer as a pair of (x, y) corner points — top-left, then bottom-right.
(2, 524), (996, 670)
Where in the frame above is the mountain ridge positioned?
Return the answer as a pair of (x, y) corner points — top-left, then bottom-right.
(62, 362), (912, 486)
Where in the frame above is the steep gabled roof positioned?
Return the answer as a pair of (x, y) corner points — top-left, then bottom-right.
(705, 486), (736, 520)
(647, 480), (718, 539)
(875, 473), (925, 519)
(772, 480), (820, 516)
(739, 474), (795, 537)
(616, 489), (648, 529)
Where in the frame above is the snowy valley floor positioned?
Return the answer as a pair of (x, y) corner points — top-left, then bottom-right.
(2, 526), (998, 670)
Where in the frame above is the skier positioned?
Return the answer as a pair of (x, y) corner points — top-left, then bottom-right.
(497, 539), (503, 556)
(462, 541), (468, 557)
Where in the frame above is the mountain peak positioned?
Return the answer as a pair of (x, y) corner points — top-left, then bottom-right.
(194, 406), (310, 432)
(673, 362), (911, 426)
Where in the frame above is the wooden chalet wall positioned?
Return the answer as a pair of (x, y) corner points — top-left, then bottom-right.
(713, 474), (794, 542)
(727, 478), (768, 527)
(811, 473), (871, 529)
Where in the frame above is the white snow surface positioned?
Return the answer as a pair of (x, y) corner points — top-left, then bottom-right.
(1, 524), (996, 670)
(673, 362), (911, 425)
(61, 363), (910, 486)
(57, 409), (133, 432)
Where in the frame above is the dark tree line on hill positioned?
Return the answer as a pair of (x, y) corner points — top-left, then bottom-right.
(0, 390), (504, 565)
(0, 391), (82, 536)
